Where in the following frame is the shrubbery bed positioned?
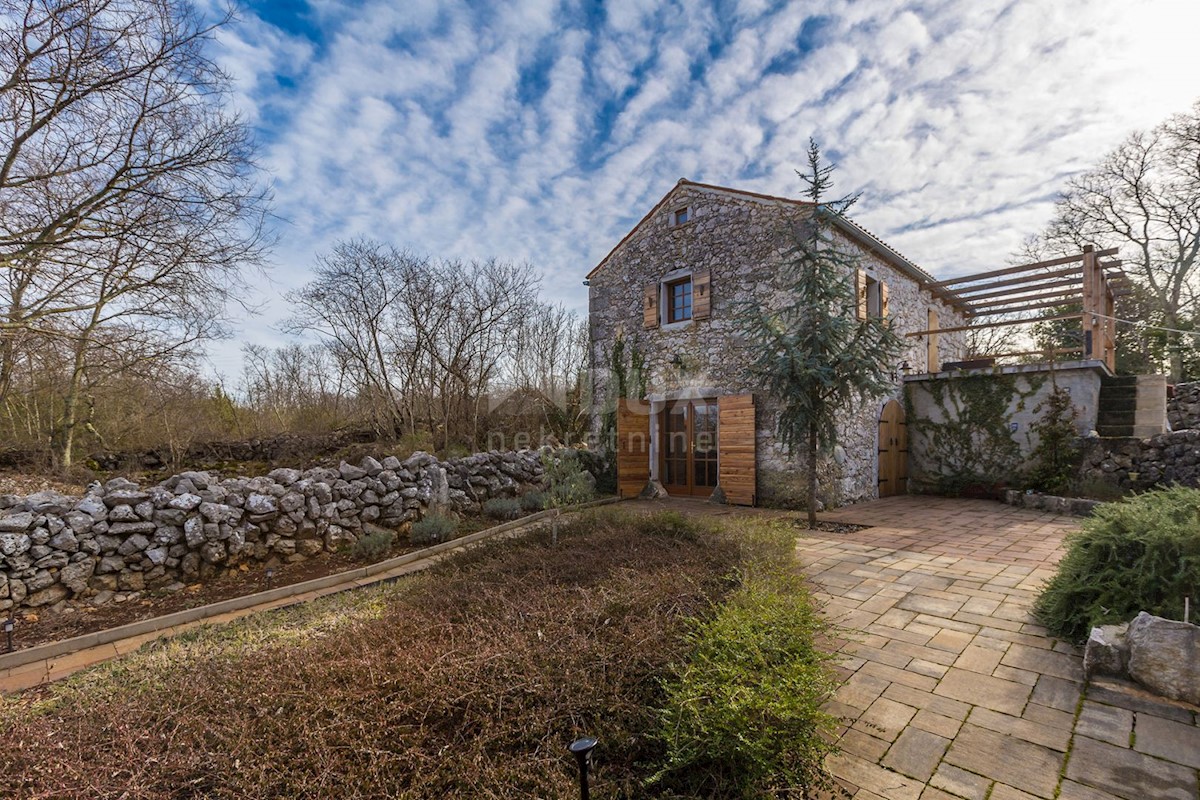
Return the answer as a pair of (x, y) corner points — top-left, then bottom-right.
(1035, 486), (1200, 642)
(0, 509), (838, 799)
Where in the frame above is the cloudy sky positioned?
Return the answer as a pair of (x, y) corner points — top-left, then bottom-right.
(206, 0), (1200, 378)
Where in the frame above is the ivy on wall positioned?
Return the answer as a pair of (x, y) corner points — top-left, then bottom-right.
(906, 371), (1045, 494)
(599, 332), (649, 452)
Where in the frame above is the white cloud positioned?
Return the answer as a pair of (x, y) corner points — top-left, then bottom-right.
(199, 0), (1200, 375)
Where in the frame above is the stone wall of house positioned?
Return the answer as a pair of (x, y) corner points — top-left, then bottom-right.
(588, 181), (967, 505)
(1167, 380), (1200, 431)
(1079, 431), (1200, 491)
(0, 450), (550, 614)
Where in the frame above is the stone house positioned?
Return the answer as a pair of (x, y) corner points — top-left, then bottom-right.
(586, 179), (969, 506)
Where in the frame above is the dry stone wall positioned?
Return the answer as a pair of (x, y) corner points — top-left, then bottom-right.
(1079, 430), (1200, 491)
(0, 449), (549, 614)
(1167, 380), (1200, 431)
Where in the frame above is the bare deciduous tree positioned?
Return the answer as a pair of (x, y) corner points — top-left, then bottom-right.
(0, 0), (270, 465)
(1034, 100), (1200, 380)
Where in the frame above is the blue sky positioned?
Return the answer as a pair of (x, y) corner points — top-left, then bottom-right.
(204, 0), (1200, 379)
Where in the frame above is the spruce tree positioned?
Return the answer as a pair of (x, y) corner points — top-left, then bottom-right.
(738, 141), (905, 526)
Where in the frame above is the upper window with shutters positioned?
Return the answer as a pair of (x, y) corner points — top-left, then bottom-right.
(854, 269), (889, 320)
(643, 270), (711, 329)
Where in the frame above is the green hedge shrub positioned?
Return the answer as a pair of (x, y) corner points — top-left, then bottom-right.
(350, 528), (395, 561)
(519, 490), (546, 511)
(410, 513), (459, 545)
(1035, 486), (1200, 642)
(482, 497), (522, 520)
(653, 538), (840, 797)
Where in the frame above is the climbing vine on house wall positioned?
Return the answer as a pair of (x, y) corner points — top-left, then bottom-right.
(907, 371), (1045, 494)
(599, 333), (649, 452)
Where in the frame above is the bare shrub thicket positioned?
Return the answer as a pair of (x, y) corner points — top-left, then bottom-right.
(278, 239), (589, 451)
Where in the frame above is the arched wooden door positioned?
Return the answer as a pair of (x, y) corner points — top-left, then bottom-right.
(878, 400), (908, 497)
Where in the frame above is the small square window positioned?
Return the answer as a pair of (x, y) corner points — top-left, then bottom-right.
(667, 277), (693, 322)
(673, 207), (690, 226)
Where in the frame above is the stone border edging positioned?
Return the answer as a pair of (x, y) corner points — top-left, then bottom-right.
(0, 497), (620, 672)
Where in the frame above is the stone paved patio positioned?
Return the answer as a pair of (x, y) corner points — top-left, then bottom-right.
(804, 495), (1200, 800)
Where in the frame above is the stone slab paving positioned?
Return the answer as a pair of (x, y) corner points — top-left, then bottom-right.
(803, 496), (1200, 800)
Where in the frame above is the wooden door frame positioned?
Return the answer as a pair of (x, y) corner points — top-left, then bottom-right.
(877, 398), (908, 497)
(659, 397), (718, 497)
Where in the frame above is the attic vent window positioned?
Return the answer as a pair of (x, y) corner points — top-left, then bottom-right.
(673, 207), (690, 226)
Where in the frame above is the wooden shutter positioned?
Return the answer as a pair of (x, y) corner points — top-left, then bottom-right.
(880, 281), (889, 318)
(692, 270), (711, 320)
(717, 394), (756, 506)
(855, 270), (868, 320)
(926, 309), (940, 372)
(643, 284), (659, 329)
(616, 398), (651, 498)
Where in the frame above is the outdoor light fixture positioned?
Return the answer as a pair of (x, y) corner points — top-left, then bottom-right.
(265, 567), (275, 590)
(900, 360), (912, 375)
(3, 616), (13, 653)
(569, 737), (598, 800)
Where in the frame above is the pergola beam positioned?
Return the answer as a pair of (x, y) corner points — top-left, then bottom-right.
(924, 247), (1119, 290)
(965, 287), (1083, 313)
(906, 312), (1084, 338)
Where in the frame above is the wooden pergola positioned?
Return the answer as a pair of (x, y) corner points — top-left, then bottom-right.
(909, 245), (1131, 372)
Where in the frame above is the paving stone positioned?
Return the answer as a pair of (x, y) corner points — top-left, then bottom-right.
(928, 628), (976, 653)
(1133, 712), (1200, 768)
(882, 726), (950, 782)
(930, 762), (991, 800)
(1084, 681), (1196, 724)
(1065, 735), (1197, 800)
(990, 784), (1045, 800)
(853, 697), (918, 743)
(898, 594), (965, 617)
(919, 787), (963, 800)
(840, 727), (892, 762)
(934, 668), (1032, 716)
(911, 709), (964, 739)
(1001, 642), (1084, 682)
(953, 643), (1006, 674)
(834, 671), (891, 711)
(1029, 674), (1082, 713)
(967, 707), (1071, 751)
(1057, 780), (1124, 800)
(1021, 701), (1076, 732)
(826, 752), (923, 800)
(1075, 702), (1133, 747)
(943, 724), (1061, 798)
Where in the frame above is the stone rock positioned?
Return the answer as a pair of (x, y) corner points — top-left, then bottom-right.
(117, 534), (151, 556)
(245, 493), (278, 515)
(382, 455), (402, 471)
(0, 512), (34, 533)
(279, 492), (305, 513)
(108, 503), (139, 522)
(639, 480), (669, 499)
(199, 501), (236, 524)
(0, 532), (31, 557)
(117, 571), (145, 592)
(96, 555), (125, 574)
(338, 461), (368, 481)
(1083, 623), (1129, 679)
(23, 491), (74, 514)
(296, 539), (324, 557)
(59, 560), (95, 594)
(26, 584), (69, 607)
(145, 546), (168, 565)
(103, 489), (150, 508)
(108, 521), (156, 536)
(1126, 612), (1200, 705)
(268, 467), (302, 485)
(25, 569), (55, 592)
(169, 492), (203, 511)
(90, 590), (114, 606)
(360, 456), (384, 476)
(34, 551), (68, 570)
(88, 573), (118, 592)
(75, 495), (108, 520)
(200, 541), (226, 564)
(64, 511), (94, 535)
(134, 501), (155, 519)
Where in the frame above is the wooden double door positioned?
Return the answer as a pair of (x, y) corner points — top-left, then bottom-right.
(661, 398), (719, 496)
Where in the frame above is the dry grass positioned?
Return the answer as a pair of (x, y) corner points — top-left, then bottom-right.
(1, 509), (746, 799)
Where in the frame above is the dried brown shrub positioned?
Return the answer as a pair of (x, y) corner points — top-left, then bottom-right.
(0, 509), (741, 799)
